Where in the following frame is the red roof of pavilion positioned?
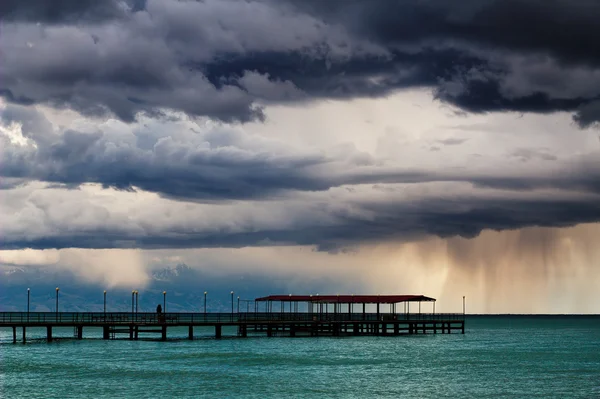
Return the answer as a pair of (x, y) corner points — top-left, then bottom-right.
(255, 295), (435, 303)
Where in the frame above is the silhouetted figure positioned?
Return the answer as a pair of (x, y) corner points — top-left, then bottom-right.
(156, 304), (164, 323)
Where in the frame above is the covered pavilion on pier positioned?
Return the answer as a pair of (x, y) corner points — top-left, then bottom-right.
(254, 294), (437, 319)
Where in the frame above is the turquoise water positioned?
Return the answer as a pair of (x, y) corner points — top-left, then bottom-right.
(1, 316), (599, 398)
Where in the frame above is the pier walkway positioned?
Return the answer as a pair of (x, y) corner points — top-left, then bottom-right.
(0, 294), (465, 342)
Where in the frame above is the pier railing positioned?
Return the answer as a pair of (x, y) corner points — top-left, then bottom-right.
(0, 312), (464, 326)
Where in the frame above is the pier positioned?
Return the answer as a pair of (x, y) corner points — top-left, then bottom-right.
(0, 294), (465, 342)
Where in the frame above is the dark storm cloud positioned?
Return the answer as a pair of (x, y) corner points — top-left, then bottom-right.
(0, 0), (145, 22)
(1, 0), (599, 252)
(2, 105), (599, 201)
(2, 0), (600, 124)
(291, 0), (600, 64)
(279, 0), (600, 124)
(2, 187), (599, 251)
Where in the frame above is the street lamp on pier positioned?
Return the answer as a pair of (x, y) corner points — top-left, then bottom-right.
(55, 287), (60, 314)
(204, 291), (207, 315)
(230, 291), (234, 315)
(103, 290), (107, 314)
(27, 288), (30, 313)
(163, 291), (166, 313)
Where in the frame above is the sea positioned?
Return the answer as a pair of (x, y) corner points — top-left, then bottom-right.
(1, 316), (599, 398)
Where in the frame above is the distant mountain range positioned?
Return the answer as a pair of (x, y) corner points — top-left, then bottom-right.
(0, 263), (351, 312)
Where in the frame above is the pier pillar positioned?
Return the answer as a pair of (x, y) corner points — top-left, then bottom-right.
(103, 326), (110, 339)
(129, 326), (134, 340)
(394, 323), (399, 335)
(215, 325), (222, 339)
(46, 326), (53, 342)
(433, 322), (437, 334)
(134, 326), (139, 340)
(12, 327), (16, 343)
(289, 324), (295, 337)
(22, 327), (26, 343)
(161, 325), (167, 341)
(77, 326), (83, 340)
(267, 325), (272, 337)
(353, 323), (359, 336)
(188, 326), (194, 340)
(333, 324), (340, 337)
(462, 322), (465, 334)
(240, 325), (247, 338)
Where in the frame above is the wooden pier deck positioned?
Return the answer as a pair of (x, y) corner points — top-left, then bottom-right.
(1, 294), (465, 342)
(0, 311), (465, 343)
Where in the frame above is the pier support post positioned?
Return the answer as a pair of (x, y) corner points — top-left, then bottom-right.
(333, 324), (340, 337)
(134, 326), (139, 340)
(394, 323), (399, 335)
(215, 325), (222, 339)
(462, 322), (465, 334)
(46, 326), (53, 342)
(241, 325), (247, 338)
(77, 326), (83, 340)
(22, 327), (26, 343)
(129, 326), (134, 340)
(161, 325), (167, 341)
(289, 324), (295, 337)
(12, 327), (16, 344)
(103, 326), (110, 340)
(188, 326), (194, 340)
(267, 325), (272, 337)
(353, 323), (359, 336)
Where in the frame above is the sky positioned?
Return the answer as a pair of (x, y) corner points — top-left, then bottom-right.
(1, 0), (599, 313)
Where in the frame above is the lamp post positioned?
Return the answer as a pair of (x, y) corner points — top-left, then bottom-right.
(230, 291), (234, 315)
(237, 296), (240, 313)
(463, 296), (466, 316)
(204, 291), (207, 315)
(27, 288), (30, 313)
(55, 287), (59, 314)
(131, 290), (135, 315)
(103, 290), (107, 314)
(163, 291), (166, 313)
(135, 290), (139, 314)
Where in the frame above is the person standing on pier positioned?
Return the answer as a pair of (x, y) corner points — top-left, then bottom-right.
(156, 304), (163, 323)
